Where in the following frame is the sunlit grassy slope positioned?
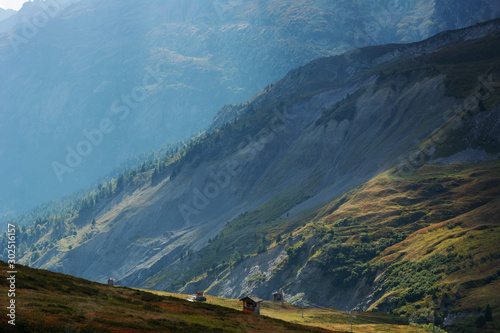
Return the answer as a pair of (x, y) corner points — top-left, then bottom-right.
(0, 260), (428, 332)
(297, 161), (500, 330)
(0, 262), (335, 333)
(139, 290), (426, 333)
(175, 161), (499, 332)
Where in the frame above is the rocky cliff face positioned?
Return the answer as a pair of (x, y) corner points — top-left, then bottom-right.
(0, 0), (498, 220)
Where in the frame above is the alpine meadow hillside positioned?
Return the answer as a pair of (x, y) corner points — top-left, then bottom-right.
(0, 0), (499, 221)
(3, 17), (500, 332)
(0, 261), (340, 332)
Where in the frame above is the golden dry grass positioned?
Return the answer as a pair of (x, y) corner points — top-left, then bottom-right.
(147, 290), (426, 333)
(0, 262), (335, 332)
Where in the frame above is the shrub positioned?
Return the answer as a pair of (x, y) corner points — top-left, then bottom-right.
(485, 304), (493, 322)
(140, 292), (164, 302)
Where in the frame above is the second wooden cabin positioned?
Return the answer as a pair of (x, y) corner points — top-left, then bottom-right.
(240, 295), (263, 314)
(272, 289), (285, 303)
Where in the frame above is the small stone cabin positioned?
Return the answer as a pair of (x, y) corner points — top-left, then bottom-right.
(107, 278), (114, 286)
(273, 291), (283, 302)
(240, 295), (263, 314)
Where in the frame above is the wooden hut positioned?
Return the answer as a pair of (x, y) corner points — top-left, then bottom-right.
(194, 291), (207, 302)
(272, 291), (283, 302)
(187, 291), (207, 302)
(240, 296), (263, 314)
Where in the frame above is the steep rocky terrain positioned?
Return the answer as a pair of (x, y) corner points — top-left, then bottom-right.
(4, 18), (500, 332)
(186, 162), (500, 326)
(0, 0), (499, 220)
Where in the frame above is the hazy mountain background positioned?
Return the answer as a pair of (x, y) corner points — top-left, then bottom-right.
(0, 1), (81, 32)
(0, 8), (15, 23)
(1, 0), (500, 222)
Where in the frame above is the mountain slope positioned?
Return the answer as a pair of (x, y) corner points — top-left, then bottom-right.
(0, 261), (334, 333)
(5, 18), (500, 332)
(0, 0), (499, 220)
(180, 161), (499, 329)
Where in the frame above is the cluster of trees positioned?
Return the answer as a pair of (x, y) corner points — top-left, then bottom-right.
(380, 252), (462, 304)
(315, 241), (387, 285)
(309, 224), (407, 286)
(2, 110), (266, 264)
(3, 98), (289, 283)
(0, 214), (76, 262)
(0, 132), (219, 264)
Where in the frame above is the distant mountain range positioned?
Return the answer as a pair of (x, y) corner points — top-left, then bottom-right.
(1, 0), (499, 221)
(0, 0), (80, 33)
(0, 8), (16, 23)
(7, 18), (500, 332)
